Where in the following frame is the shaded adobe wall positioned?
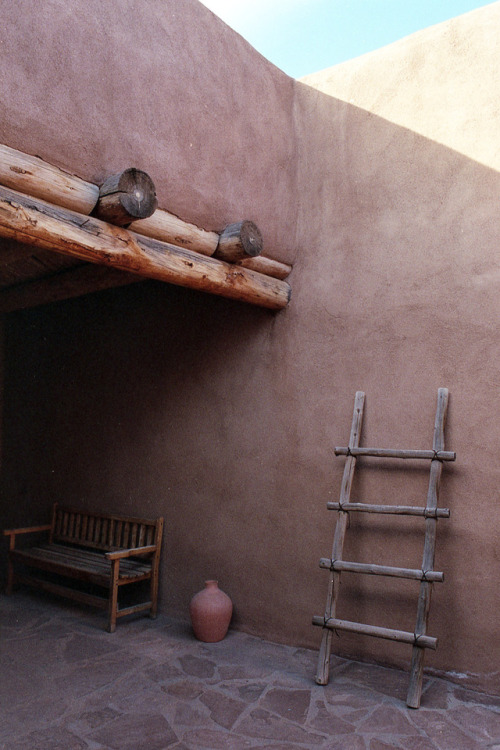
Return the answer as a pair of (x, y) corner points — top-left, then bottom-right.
(294, 3), (500, 693)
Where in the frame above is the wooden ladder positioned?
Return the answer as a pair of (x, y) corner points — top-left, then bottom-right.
(313, 388), (455, 708)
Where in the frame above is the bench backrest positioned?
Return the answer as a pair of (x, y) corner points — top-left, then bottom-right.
(51, 504), (162, 552)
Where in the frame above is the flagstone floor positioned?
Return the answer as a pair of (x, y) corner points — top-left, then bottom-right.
(1, 591), (499, 750)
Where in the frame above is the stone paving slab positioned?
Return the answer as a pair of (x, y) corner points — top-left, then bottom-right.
(1, 591), (499, 749)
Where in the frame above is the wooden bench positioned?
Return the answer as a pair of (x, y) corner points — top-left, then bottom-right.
(4, 503), (164, 632)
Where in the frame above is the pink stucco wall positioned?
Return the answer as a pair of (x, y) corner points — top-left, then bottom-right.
(1, 0), (498, 694)
(295, 3), (500, 693)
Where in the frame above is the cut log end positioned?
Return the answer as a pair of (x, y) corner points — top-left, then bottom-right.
(94, 168), (157, 226)
(214, 220), (263, 262)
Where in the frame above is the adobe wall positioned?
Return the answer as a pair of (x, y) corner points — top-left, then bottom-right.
(0, 0), (297, 263)
(295, 3), (500, 693)
(1, 0), (499, 695)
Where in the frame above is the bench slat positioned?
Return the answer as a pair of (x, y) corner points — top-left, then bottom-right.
(55, 504), (160, 527)
(81, 514), (88, 541)
(45, 543), (152, 574)
(11, 544), (152, 584)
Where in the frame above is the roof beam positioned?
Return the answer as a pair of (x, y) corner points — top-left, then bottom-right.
(0, 143), (292, 279)
(0, 143), (99, 214)
(0, 186), (291, 310)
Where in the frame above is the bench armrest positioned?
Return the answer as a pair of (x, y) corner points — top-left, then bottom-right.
(4, 524), (52, 552)
(3, 524), (52, 537)
(105, 545), (156, 560)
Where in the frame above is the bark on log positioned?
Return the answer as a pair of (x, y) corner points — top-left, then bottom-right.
(130, 209), (219, 256)
(0, 186), (290, 310)
(214, 221), (263, 262)
(94, 169), (157, 226)
(0, 143), (99, 214)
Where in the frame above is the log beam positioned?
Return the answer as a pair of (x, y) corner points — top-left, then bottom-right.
(94, 169), (157, 226)
(237, 255), (292, 280)
(130, 209), (219, 256)
(0, 186), (290, 310)
(0, 143), (292, 279)
(0, 143), (99, 214)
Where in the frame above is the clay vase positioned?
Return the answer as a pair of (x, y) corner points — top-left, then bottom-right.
(189, 580), (233, 642)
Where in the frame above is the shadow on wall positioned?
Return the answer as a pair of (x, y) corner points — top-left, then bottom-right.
(0, 282), (278, 515)
(0, 284), (286, 594)
(1, 86), (499, 692)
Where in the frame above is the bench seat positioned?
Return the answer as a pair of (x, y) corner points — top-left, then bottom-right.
(11, 543), (153, 585)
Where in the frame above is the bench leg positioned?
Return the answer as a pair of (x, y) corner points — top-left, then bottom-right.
(6, 533), (17, 595)
(108, 560), (119, 633)
(6, 556), (14, 596)
(150, 555), (160, 619)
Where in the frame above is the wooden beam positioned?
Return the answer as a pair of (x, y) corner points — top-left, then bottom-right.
(130, 209), (219, 256)
(0, 143), (293, 279)
(214, 221), (263, 262)
(0, 144), (99, 214)
(237, 255), (292, 280)
(0, 186), (291, 310)
(94, 169), (157, 226)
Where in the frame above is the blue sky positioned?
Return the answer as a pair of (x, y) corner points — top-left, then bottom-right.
(199, 0), (496, 78)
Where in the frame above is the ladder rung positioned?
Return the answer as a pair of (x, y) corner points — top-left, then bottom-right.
(319, 558), (444, 582)
(327, 502), (450, 518)
(312, 616), (438, 650)
(335, 447), (456, 461)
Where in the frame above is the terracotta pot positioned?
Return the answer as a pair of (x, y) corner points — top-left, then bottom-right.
(189, 580), (233, 642)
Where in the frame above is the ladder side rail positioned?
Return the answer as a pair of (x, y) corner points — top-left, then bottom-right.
(407, 387), (449, 708)
(315, 391), (365, 685)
